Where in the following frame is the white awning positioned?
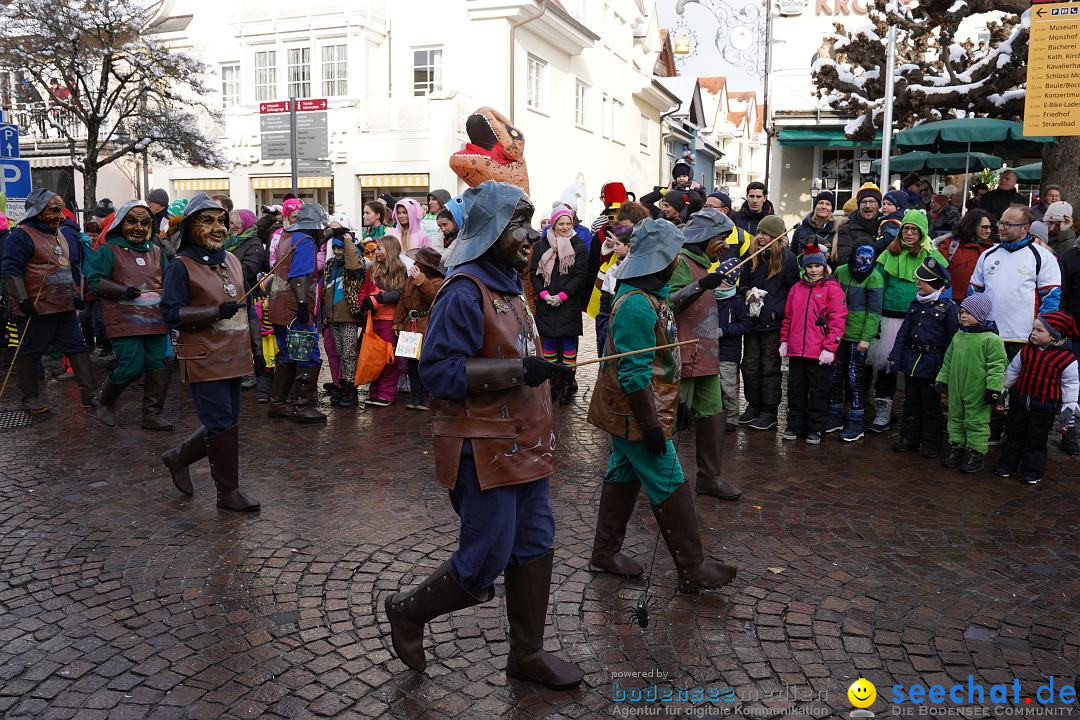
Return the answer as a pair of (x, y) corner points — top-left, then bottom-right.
(357, 173), (429, 188)
(251, 176), (333, 189)
(174, 178), (230, 191)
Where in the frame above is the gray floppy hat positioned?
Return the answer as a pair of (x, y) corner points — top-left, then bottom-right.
(178, 192), (226, 249)
(616, 218), (684, 280)
(285, 204), (329, 232)
(443, 180), (528, 267)
(105, 200), (152, 241)
(681, 207), (734, 246)
(18, 188), (59, 224)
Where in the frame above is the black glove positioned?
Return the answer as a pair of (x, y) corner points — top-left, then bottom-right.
(253, 353), (267, 377)
(933, 381), (946, 394)
(643, 426), (667, 455)
(296, 302), (310, 326)
(18, 298), (36, 317)
(374, 293), (385, 304)
(521, 356), (572, 388)
(984, 389), (1001, 405)
(218, 301), (240, 320)
(72, 296), (85, 311)
(699, 272), (724, 291)
(360, 296), (375, 314)
(123, 286), (142, 301)
(332, 226), (351, 237)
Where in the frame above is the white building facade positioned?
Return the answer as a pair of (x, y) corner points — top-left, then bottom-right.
(143, 0), (679, 223)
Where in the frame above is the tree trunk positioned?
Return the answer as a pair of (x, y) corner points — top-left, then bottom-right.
(1042, 136), (1080, 204)
(82, 167), (98, 226)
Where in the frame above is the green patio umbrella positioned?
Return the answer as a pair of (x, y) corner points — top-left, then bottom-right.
(1012, 161), (1042, 183)
(894, 119), (1054, 212)
(870, 150), (1003, 174)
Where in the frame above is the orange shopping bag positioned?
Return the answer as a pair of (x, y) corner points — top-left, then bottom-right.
(354, 311), (396, 385)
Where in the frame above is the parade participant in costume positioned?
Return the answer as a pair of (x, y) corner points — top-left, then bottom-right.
(0, 188), (106, 418)
(385, 180), (582, 690)
(449, 107), (530, 193)
(587, 218), (738, 590)
(86, 200), (173, 429)
(159, 193), (263, 512)
(393, 246), (446, 410)
(668, 208), (741, 499)
(266, 204), (328, 424)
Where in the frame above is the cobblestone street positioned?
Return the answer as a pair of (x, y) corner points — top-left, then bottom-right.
(1, 352), (1078, 719)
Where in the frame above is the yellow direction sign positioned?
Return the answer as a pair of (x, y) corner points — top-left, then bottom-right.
(1025, 2), (1080, 135)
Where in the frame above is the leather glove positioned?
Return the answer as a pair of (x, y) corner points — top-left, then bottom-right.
(778, 342), (788, 358)
(296, 302), (310, 326)
(253, 353), (267, 377)
(18, 298), (36, 317)
(934, 381), (947, 394)
(521, 356), (572, 388)
(123, 286), (142, 301)
(643, 426), (667, 455)
(818, 349), (835, 365)
(984, 389), (1001, 405)
(72, 296), (85, 311)
(699, 272), (723, 291)
(360, 296), (375, 314)
(374, 293), (385, 304)
(218, 301), (240, 320)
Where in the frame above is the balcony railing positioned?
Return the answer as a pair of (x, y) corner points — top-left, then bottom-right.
(4, 102), (86, 143)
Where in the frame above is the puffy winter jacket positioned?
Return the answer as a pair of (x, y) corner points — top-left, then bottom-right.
(936, 234), (991, 300)
(742, 247), (800, 332)
(835, 211), (882, 264)
(717, 293), (753, 363)
(780, 276), (848, 359)
(889, 296), (960, 378)
(791, 213), (835, 257)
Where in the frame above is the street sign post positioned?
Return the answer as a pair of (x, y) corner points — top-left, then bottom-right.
(259, 99), (331, 189)
(0, 158), (32, 200)
(0, 124), (20, 158)
(1024, 2), (1080, 136)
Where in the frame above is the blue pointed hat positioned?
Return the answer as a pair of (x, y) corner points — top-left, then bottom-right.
(442, 181), (529, 267)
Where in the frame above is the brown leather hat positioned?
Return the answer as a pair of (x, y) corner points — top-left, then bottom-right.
(406, 246), (447, 276)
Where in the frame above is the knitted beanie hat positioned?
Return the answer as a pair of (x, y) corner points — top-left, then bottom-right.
(800, 242), (827, 269)
(1039, 311), (1078, 340)
(855, 182), (882, 205)
(960, 293), (993, 324)
(757, 214), (786, 239)
(883, 190), (909, 211)
(813, 191), (835, 210)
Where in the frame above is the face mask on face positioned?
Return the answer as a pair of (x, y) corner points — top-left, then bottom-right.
(852, 247), (875, 275)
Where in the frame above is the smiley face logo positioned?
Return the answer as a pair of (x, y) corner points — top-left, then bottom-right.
(848, 678), (876, 708)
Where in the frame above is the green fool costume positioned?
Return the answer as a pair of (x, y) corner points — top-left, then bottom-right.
(936, 317), (1007, 455)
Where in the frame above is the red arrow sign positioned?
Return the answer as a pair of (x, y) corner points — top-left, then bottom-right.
(259, 101), (291, 114)
(296, 99), (328, 112)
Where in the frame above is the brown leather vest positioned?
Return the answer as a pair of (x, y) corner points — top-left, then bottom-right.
(587, 289), (681, 440)
(173, 253), (252, 383)
(430, 273), (557, 491)
(19, 225), (74, 316)
(100, 244), (168, 338)
(674, 252), (720, 378)
(268, 232), (317, 325)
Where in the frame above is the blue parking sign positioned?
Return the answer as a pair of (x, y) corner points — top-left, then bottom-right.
(0, 124), (19, 158)
(0, 158), (33, 199)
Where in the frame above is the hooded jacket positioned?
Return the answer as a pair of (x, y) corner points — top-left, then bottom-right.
(833, 245), (884, 344)
(935, 232), (992, 301)
(877, 210), (949, 318)
(936, 320), (1007, 405)
(780, 274), (847, 359)
(388, 198), (431, 252)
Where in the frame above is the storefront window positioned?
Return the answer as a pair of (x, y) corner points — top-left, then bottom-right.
(817, 147), (880, 211)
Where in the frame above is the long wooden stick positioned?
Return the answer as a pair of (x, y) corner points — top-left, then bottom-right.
(728, 224), (796, 273)
(236, 243), (296, 305)
(0, 281), (47, 401)
(569, 339), (700, 368)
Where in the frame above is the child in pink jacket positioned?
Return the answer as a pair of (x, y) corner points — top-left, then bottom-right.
(779, 243), (848, 443)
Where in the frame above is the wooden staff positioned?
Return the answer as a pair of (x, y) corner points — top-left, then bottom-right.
(0, 281), (47, 401)
(569, 339), (699, 368)
(728, 224), (796, 274)
(236, 243), (296, 305)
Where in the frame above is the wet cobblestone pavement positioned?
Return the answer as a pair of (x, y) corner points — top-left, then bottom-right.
(1, 347), (1078, 718)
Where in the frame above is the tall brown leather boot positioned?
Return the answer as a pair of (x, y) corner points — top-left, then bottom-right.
(694, 413), (741, 499)
(267, 361), (296, 418)
(161, 427), (206, 496)
(141, 368), (174, 431)
(504, 550), (584, 690)
(290, 365), (327, 424)
(95, 376), (127, 426)
(589, 481), (645, 577)
(14, 356), (48, 414)
(68, 352), (110, 423)
(652, 483), (737, 593)
(206, 425), (260, 512)
(384, 561), (493, 672)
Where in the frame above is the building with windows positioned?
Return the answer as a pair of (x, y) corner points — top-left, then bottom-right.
(138, 0), (681, 223)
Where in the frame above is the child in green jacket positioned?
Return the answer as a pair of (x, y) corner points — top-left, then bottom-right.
(935, 293), (1007, 473)
(828, 242), (884, 441)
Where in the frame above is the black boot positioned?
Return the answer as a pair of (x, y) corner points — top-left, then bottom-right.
(589, 481), (644, 577)
(942, 444), (964, 469)
(652, 484), (737, 593)
(95, 376), (126, 427)
(161, 427), (206, 496)
(558, 371), (575, 405)
(1061, 425), (1079, 455)
(267, 361), (296, 418)
(336, 380), (358, 407)
(206, 425), (260, 512)
(384, 561), (492, 672)
(504, 550), (585, 690)
(14, 356), (48, 414)
(694, 413), (741, 499)
(68, 352), (109, 422)
(959, 449), (984, 474)
(290, 366), (328, 424)
(141, 368), (174, 431)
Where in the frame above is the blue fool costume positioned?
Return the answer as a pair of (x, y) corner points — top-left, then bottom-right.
(586, 218), (737, 592)
(384, 181), (583, 691)
(86, 200), (174, 430)
(0, 188), (106, 418)
(158, 193), (263, 512)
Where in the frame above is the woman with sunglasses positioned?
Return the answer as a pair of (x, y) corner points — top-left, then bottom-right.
(935, 209), (995, 300)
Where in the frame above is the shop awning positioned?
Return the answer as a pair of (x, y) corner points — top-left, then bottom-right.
(358, 173), (429, 188)
(174, 178), (230, 191)
(777, 128), (883, 147)
(251, 176), (333, 190)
